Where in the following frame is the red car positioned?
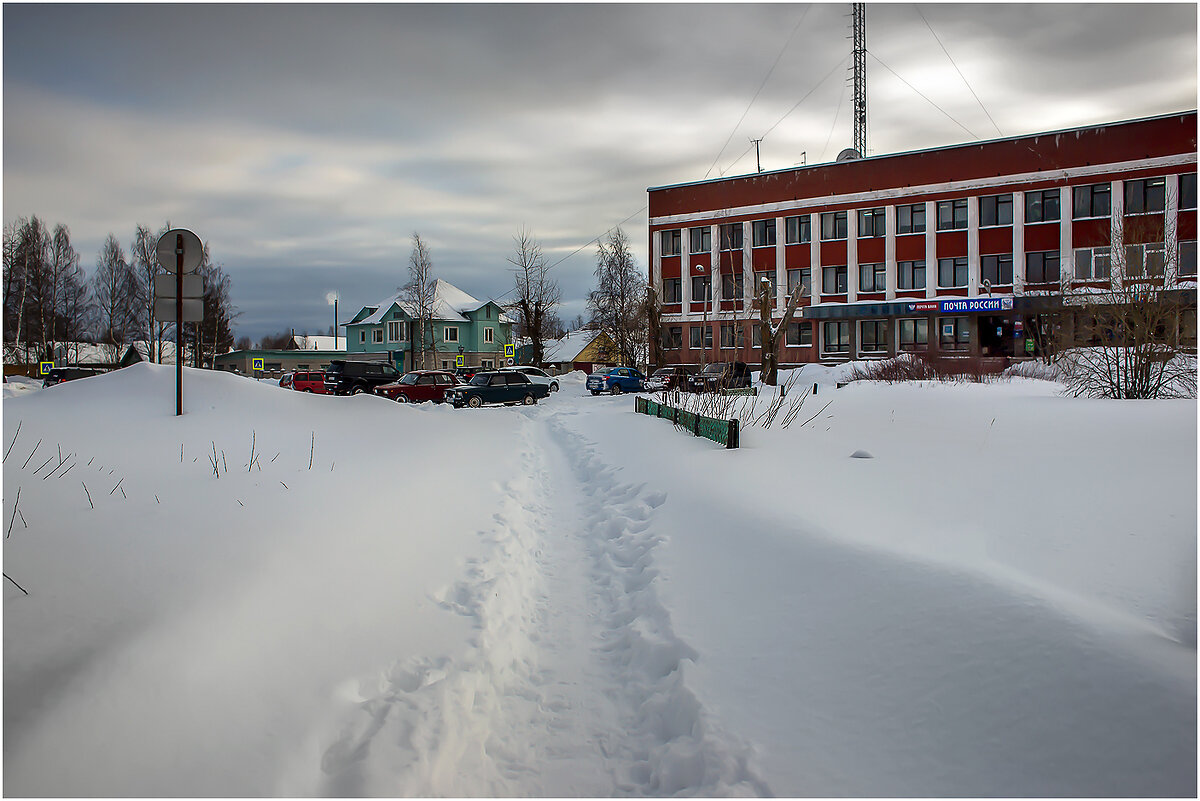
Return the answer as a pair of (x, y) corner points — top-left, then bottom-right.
(374, 370), (462, 403)
(291, 371), (328, 393)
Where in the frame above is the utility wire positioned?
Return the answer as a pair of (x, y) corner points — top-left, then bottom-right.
(915, 5), (1003, 137)
(704, 6), (813, 180)
(867, 49), (980, 140)
(720, 53), (850, 175)
(547, 205), (648, 272)
(819, 72), (849, 162)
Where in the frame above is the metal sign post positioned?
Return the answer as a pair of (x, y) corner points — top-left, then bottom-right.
(155, 228), (204, 416)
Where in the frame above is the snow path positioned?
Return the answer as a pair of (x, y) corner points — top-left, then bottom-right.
(300, 406), (767, 796)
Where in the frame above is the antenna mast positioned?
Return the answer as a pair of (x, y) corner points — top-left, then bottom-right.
(852, 3), (867, 156)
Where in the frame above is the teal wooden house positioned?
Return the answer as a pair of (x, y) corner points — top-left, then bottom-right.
(342, 279), (513, 372)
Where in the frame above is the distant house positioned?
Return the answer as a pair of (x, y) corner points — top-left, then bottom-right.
(530, 329), (623, 374)
(343, 279), (513, 372)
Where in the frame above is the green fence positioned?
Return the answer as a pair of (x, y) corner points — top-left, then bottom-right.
(634, 397), (740, 449)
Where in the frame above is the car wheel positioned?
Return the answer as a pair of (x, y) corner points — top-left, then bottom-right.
(550, 382), (559, 392)
(302, 389), (313, 393)
(467, 395), (483, 408)
(522, 393), (536, 405)
(394, 394), (406, 403)
(610, 384), (622, 395)
(590, 390), (600, 396)
(352, 385), (366, 395)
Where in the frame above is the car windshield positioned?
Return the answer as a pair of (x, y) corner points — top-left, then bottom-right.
(601, 368), (621, 375)
(653, 369), (671, 376)
(702, 363), (727, 374)
(326, 363), (344, 374)
(399, 373), (419, 385)
(470, 374), (491, 386)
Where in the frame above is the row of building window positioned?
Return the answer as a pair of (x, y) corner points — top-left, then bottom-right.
(658, 174), (1198, 254)
(661, 241), (1198, 302)
(359, 323), (495, 345)
(661, 316), (973, 354)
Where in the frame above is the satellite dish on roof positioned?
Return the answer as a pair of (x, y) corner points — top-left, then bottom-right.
(836, 148), (862, 163)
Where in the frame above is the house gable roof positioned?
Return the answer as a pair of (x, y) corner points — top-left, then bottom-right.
(542, 330), (609, 363)
(344, 279), (514, 327)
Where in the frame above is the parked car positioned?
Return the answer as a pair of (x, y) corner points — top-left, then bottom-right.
(374, 370), (461, 403)
(687, 361), (753, 392)
(323, 360), (401, 395)
(586, 367), (646, 395)
(446, 371), (550, 408)
(42, 367), (105, 388)
(279, 372), (295, 389)
(503, 365), (559, 392)
(646, 365), (697, 392)
(291, 371), (328, 393)
(454, 366), (482, 382)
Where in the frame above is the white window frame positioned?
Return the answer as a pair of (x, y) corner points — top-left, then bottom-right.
(387, 320), (406, 342)
(483, 327), (494, 344)
(1073, 247), (1111, 281)
(443, 326), (459, 343)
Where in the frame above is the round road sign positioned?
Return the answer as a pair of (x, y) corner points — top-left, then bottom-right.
(155, 228), (204, 274)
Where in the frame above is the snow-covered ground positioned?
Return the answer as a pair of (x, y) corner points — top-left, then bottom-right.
(3, 363), (1195, 796)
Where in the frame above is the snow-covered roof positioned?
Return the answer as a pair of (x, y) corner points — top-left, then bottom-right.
(289, 335), (344, 351)
(542, 330), (606, 363)
(346, 279), (513, 326)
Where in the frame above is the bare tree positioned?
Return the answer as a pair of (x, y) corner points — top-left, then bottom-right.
(91, 234), (139, 364)
(587, 227), (647, 367)
(508, 228), (561, 366)
(756, 275), (807, 385)
(646, 284), (663, 369)
(1054, 212), (1196, 399)
(403, 233), (438, 370)
(130, 223), (175, 364)
(181, 243), (238, 368)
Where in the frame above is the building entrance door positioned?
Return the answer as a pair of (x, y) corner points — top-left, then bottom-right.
(979, 315), (1012, 357)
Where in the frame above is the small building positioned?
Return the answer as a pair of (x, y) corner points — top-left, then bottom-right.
(213, 348), (350, 377)
(342, 279), (513, 372)
(533, 330), (624, 374)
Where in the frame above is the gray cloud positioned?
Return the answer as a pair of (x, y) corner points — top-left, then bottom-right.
(4, 3), (1195, 342)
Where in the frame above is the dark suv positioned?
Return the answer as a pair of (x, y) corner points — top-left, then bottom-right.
(323, 360), (401, 395)
(687, 361), (752, 392)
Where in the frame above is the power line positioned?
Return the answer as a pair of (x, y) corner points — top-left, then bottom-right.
(915, 5), (1003, 137)
(547, 204), (648, 272)
(819, 72), (848, 163)
(720, 53), (849, 176)
(867, 49), (979, 140)
(704, 6), (813, 180)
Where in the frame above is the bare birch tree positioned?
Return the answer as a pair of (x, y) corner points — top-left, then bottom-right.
(91, 234), (139, 364)
(508, 228), (561, 366)
(130, 223), (173, 363)
(587, 227), (646, 367)
(403, 233), (438, 370)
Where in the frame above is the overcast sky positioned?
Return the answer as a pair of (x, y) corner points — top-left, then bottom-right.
(4, 3), (1196, 343)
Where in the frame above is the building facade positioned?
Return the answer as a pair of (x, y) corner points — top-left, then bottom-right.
(648, 111), (1197, 366)
(343, 279), (513, 372)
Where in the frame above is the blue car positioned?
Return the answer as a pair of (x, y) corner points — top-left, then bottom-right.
(587, 367), (646, 395)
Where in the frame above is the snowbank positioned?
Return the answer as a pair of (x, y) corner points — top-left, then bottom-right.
(3, 363), (1194, 796)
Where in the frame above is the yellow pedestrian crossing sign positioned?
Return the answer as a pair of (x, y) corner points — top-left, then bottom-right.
(455, 354), (464, 367)
(252, 358), (264, 371)
(504, 344), (515, 358)
(39, 361), (53, 376)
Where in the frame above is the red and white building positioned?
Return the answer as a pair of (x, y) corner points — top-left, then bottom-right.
(648, 111), (1197, 365)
